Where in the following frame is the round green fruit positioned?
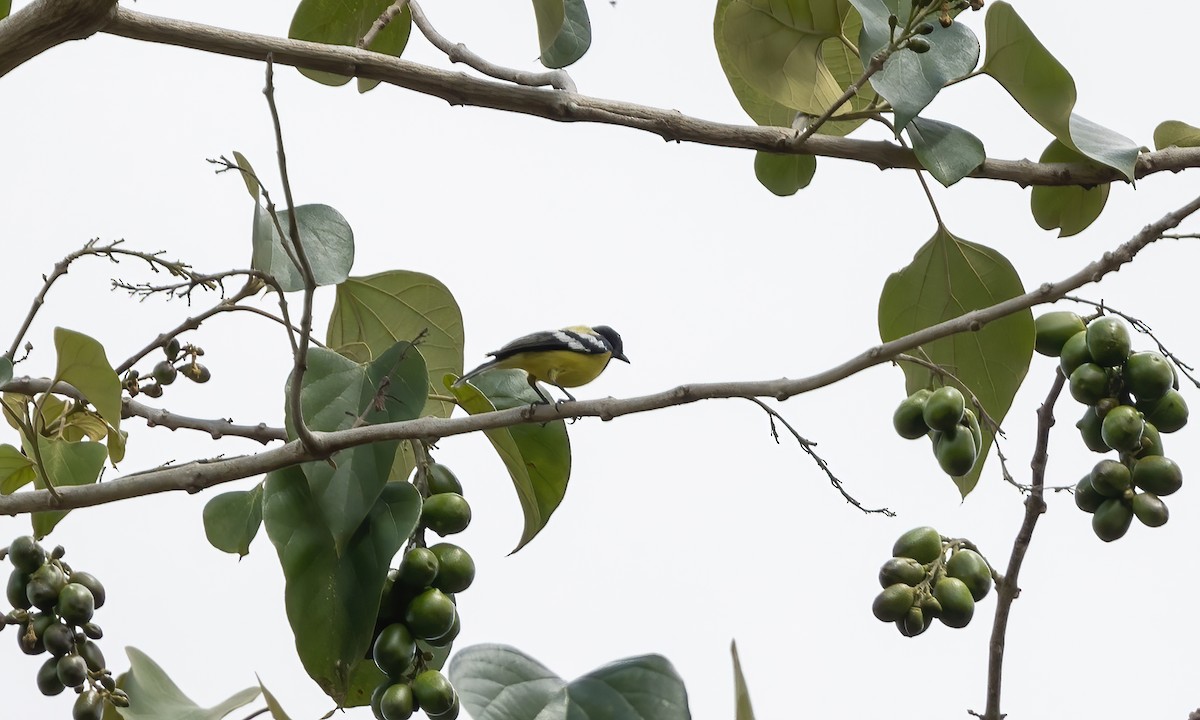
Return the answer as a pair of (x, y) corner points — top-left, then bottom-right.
(73, 690), (105, 720)
(1100, 405), (1144, 453)
(1059, 331), (1093, 376)
(373, 623), (417, 678)
(412, 670), (457, 716)
(371, 682), (390, 720)
(8, 535), (46, 573)
(396, 547), (439, 591)
(1089, 459), (1131, 497)
(380, 683), (415, 720)
(1069, 363), (1110, 405)
(37, 657), (66, 696)
(934, 426), (977, 477)
(1086, 316), (1132, 367)
(1132, 492), (1169, 527)
(56, 583), (96, 625)
(7, 568), (31, 610)
(152, 360), (178, 386)
(425, 611), (461, 648)
(945, 549), (992, 601)
(1132, 455), (1183, 496)
(1137, 390), (1189, 433)
(404, 589), (457, 640)
(897, 606), (926, 637)
(26, 563), (67, 611)
(42, 621), (74, 657)
(1076, 408), (1109, 453)
(164, 337), (181, 361)
(878, 557), (926, 588)
(893, 527), (942, 564)
(872, 584), (914, 623)
(429, 543), (475, 594)
(69, 572), (105, 610)
(56, 654), (88, 687)
(426, 464), (464, 496)
(79, 640), (105, 672)
(892, 390), (932, 439)
(1073, 476), (1105, 514)
(1035, 311), (1086, 357)
(421, 494), (472, 537)
(1124, 352), (1173, 402)
(933, 577), (975, 628)
(963, 408), (983, 454)
(1092, 498), (1134, 542)
(922, 387), (965, 432)
(429, 695), (461, 720)
(1137, 422), (1164, 458)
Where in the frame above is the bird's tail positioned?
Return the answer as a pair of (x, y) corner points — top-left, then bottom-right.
(452, 358), (500, 387)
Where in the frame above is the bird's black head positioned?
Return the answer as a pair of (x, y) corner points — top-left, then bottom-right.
(593, 325), (629, 363)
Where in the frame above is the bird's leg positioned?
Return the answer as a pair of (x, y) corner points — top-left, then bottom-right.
(557, 385), (577, 402)
(527, 374), (553, 405)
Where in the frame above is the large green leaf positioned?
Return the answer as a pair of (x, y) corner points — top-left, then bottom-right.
(981, 2), (1138, 180)
(877, 227), (1033, 497)
(0, 444), (34, 494)
(754, 151), (817, 196)
(115, 647), (260, 720)
(1153, 120), (1200, 150)
(257, 678), (295, 720)
(532, 0), (592, 69)
(1030, 140), (1110, 237)
(450, 644), (691, 720)
(848, 0), (979, 131)
(284, 342), (426, 554)
(202, 486), (264, 558)
(446, 371), (570, 553)
(289, 0), (412, 89)
(53, 328), (120, 433)
(731, 641), (755, 720)
(907, 117), (985, 187)
(31, 437), (108, 537)
(327, 271), (465, 419)
(263, 467), (421, 706)
(251, 203), (355, 292)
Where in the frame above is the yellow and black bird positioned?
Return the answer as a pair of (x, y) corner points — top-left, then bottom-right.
(454, 325), (629, 404)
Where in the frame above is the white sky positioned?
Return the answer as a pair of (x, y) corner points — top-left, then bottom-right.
(3, 1), (1200, 718)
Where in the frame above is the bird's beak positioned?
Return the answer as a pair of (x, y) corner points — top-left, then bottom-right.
(613, 351), (630, 363)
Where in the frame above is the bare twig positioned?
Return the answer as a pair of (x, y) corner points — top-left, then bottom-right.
(746, 397), (893, 516)
(1063, 295), (1200, 389)
(358, 0), (410, 51)
(977, 370), (1066, 720)
(91, 7), (1200, 188)
(123, 397), (287, 444)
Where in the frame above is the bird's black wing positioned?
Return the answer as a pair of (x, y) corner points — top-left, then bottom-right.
(490, 328), (610, 359)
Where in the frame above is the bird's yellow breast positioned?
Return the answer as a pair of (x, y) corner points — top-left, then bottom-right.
(494, 349), (613, 388)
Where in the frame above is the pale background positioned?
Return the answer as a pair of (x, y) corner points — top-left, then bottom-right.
(3, 1), (1199, 718)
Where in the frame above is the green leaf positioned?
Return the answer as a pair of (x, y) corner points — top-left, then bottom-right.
(345, 661), (387, 709)
(449, 644), (691, 720)
(289, 0), (412, 88)
(731, 641), (755, 720)
(1030, 140), (1110, 237)
(231, 151), (260, 200)
(0, 357), (12, 386)
(1153, 120), (1200, 150)
(327, 271), (465, 419)
(115, 647), (260, 720)
(257, 677), (294, 720)
(532, 0), (591, 69)
(251, 204), (355, 292)
(284, 342), (426, 554)
(981, 1), (1138, 180)
(53, 328), (120, 433)
(0, 0), (10, 21)
(753, 152), (817, 196)
(907, 117), (985, 187)
(0, 444), (34, 494)
(877, 226), (1034, 498)
(31, 438), (107, 537)
(202, 486), (264, 557)
(264, 467), (421, 705)
(848, 0), (980, 131)
(446, 371), (570, 553)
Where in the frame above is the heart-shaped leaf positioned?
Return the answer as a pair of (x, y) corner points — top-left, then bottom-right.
(532, 0), (591, 69)
(0, 444), (34, 494)
(907, 117), (985, 187)
(289, 0), (411, 89)
(53, 328), (120, 433)
(1030, 140), (1110, 237)
(754, 152), (817, 196)
(251, 204), (355, 292)
(31, 437), (107, 537)
(1153, 120), (1200, 150)
(202, 486), (264, 557)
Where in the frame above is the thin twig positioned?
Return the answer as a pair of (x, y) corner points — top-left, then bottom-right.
(358, 0), (410, 51)
(123, 397), (287, 444)
(1063, 295), (1200, 389)
(977, 370), (1066, 720)
(745, 397), (893, 516)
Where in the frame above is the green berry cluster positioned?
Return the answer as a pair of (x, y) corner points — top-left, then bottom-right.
(893, 386), (983, 477)
(2, 537), (124, 719)
(368, 462), (474, 720)
(124, 337), (210, 399)
(871, 527), (993, 637)
(1035, 311), (1189, 542)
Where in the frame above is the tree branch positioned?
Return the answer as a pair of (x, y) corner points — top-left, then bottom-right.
(0, 0), (117, 77)
(81, 6), (1200, 187)
(2, 190), (1196, 517)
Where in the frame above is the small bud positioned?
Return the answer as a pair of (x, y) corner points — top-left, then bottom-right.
(82, 622), (103, 640)
(51, 546), (66, 560)
(907, 36), (932, 53)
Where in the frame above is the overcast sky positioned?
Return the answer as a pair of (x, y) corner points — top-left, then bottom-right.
(3, 1), (1200, 718)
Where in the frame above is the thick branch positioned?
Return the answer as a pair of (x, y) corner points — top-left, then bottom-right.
(0, 0), (117, 76)
(2, 191), (1197, 516)
(91, 7), (1200, 187)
